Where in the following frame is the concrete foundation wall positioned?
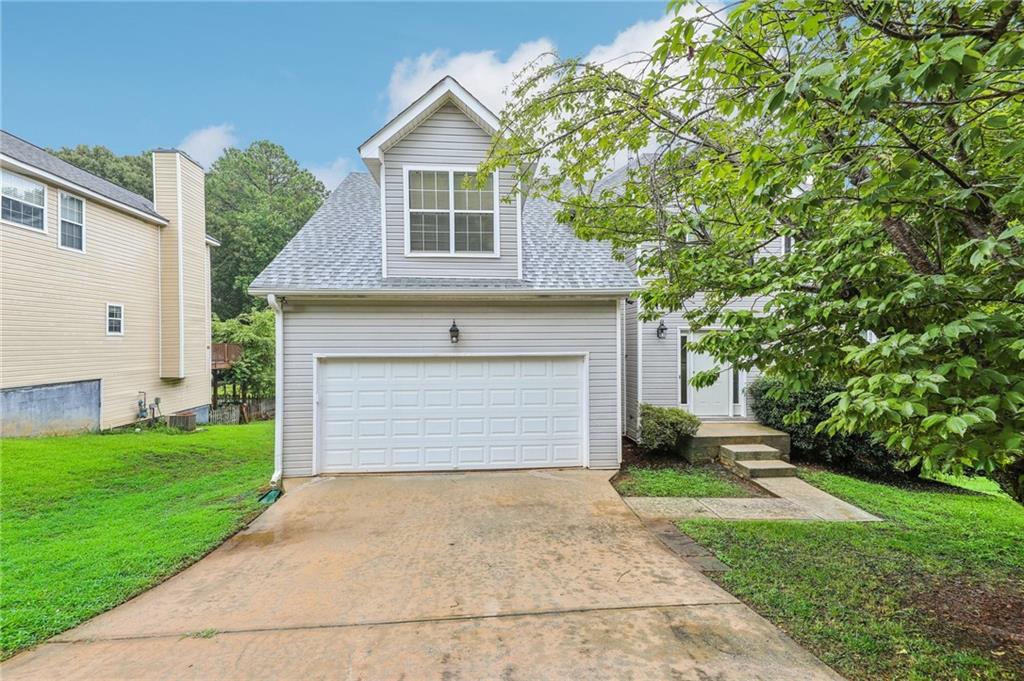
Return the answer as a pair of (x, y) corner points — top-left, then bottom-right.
(1, 379), (101, 436)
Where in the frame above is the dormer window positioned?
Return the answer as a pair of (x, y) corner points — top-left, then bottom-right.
(406, 167), (497, 256)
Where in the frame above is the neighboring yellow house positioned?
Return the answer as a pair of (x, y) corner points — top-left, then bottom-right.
(0, 131), (215, 435)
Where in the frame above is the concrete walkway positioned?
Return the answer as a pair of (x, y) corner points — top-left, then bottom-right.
(625, 475), (881, 522)
(3, 470), (842, 680)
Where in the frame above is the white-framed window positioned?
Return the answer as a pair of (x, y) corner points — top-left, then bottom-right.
(782, 234), (794, 255)
(106, 303), (124, 336)
(406, 167), (498, 255)
(59, 191), (85, 252)
(1, 169), (46, 231)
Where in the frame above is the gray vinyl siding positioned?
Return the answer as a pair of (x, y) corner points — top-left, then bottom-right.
(633, 238), (785, 418)
(381, 103), (518, 278)
(279, 299), (620, 476)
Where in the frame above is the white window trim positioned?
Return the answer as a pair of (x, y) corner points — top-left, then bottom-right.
(1, 169), (48, 233)
(58, 191), (86, 253)
(403, 164), (500, 258)
(106, 302), (125, 336)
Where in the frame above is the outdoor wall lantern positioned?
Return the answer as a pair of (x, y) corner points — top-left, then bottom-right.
(449, 319), (460, 343)
(656, 320), (668, 339)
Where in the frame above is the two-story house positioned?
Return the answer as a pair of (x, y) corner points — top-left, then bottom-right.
(250, 77), (637, 481)
(1, 131), (215, 435)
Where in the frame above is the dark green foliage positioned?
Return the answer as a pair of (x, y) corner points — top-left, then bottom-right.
(206, 141), (326, 319)
(748, 377), (906, 479)
(212, 309), (275, 398)
(48, 145), (153, 199)
(485, 0), (1024, 500)
(638, 403), (701, 454)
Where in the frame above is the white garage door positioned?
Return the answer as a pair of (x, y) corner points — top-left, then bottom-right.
(317, 356), (586, 473)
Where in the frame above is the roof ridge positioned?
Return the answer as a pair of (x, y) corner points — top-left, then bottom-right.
(1, 129), (156, 211)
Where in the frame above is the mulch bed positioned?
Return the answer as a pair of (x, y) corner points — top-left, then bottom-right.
(910, 576), (1024, 672)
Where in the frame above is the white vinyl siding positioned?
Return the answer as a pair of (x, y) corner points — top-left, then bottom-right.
(59, 192), (85, 251)
(382, 103), (518, 278)
(1, 170), (46, 231)
(279, 299), (620, 476)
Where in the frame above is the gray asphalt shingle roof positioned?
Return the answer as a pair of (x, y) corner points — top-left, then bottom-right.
(1, 130), (163, 220)
(250, 172), (637, 294)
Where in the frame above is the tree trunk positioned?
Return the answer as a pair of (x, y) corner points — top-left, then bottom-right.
(991, 459), (1024, 504)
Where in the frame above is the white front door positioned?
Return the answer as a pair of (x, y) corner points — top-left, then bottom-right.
(680, 332), (740, 417)
(317, 355), (586, 473)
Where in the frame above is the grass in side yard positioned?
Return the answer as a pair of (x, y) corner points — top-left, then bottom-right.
(0, 422), (274, 659)
(680, 469), (1024, 681)
(613, 464), (757, 498)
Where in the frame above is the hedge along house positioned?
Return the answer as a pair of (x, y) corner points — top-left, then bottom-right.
(0, 131), (215, 436)
(250, 77), (637, 482)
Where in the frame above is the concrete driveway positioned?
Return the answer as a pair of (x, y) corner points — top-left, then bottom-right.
(4, 470), (840, 680)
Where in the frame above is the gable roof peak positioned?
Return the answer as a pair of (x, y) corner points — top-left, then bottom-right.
(357, 76), (500, 179)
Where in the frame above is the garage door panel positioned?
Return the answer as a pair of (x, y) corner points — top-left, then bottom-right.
(318, 356), (585, 472)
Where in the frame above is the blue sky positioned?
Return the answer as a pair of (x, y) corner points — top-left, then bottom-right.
(2, 2), (668, 188)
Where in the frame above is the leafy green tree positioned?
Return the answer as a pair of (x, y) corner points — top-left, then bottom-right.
(212, 309), (276, 399)
(48, 145), (153, 199)
(484, 0), (1024, 500)
(206, 141), (326, 318)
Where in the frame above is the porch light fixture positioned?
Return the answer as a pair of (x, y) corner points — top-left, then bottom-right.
(656, 320), (668, 339)
(449, 319), (460, 343)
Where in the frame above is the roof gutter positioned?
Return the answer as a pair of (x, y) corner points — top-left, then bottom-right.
(0, 154), (168, 225)
(266, 294), (284, 488)
(248, 287), (636, 299)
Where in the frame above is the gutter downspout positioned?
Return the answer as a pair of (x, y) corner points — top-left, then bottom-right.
(267, 294), (284, 488)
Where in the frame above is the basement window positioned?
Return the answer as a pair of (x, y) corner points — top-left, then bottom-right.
(106, 303), (124, 336)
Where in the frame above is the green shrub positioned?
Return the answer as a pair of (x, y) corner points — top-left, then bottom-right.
(747, 378), (908, 479)
(638, 403), (701, 454)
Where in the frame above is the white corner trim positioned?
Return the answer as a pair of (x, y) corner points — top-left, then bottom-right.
(267, 294), (284, 485)
(616, 299), (623, 464)
(175, 153), (185, 378)
(156, 150), (162, 377)
(515, 189), (523, 280)
(636, 299), (644, 434)
(380, 162), (388, 278)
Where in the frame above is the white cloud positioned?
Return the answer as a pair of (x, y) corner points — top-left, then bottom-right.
(178, 123), (237, 169)
(584, 16), (674, 76)
(306, 156), (352, 190)
(387, 38), (556, 116)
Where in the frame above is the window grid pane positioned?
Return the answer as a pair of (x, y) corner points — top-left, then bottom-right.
(2, 171), (45, 207)
(2, 196), (44, 230)
(454, 213), (494, 253)
(453, 172), (493, 211)
(409, 212), (451, 252)
(61, 221), (83, 250)
(408, 171), (449, 211)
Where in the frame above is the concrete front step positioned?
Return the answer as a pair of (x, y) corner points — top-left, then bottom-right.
(731, 459), (798, 479)
(682, 422), (791, 463)
(719, 443), (786, 463)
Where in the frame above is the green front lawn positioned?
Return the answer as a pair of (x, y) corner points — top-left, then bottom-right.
(681, 470), (1024, 680)
(614, 465), (756, 498)
(0, 422), (274, 658)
